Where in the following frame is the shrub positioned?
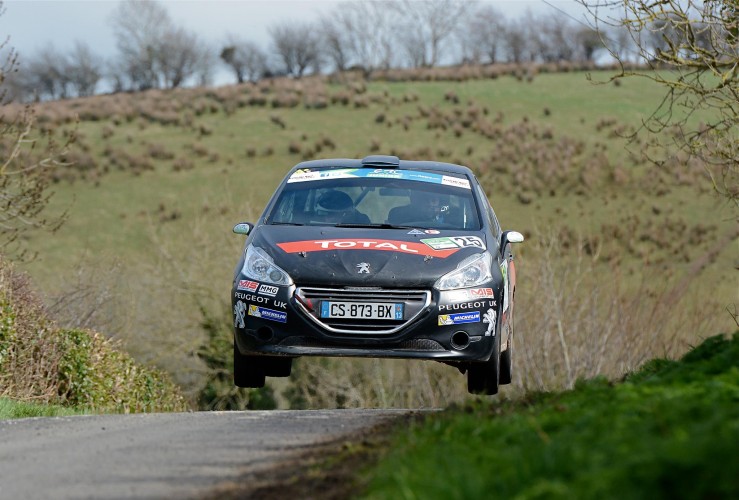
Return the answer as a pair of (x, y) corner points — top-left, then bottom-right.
(0, 258), (186, 412)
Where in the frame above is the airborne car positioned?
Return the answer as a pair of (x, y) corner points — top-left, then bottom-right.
(231, 156), (523, 394)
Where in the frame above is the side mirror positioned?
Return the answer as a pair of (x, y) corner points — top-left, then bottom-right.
(233, 222), (253, 235)
(505, 231), (524, 244)
(501, 230), (524, 250)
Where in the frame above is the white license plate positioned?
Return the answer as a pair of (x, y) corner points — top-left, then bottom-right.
(320, 301), (404, 320)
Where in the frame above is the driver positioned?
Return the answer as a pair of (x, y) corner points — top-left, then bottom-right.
(388, 190), (449, 225)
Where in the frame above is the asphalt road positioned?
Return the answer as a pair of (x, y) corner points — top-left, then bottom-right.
(0, 409), (408, 499)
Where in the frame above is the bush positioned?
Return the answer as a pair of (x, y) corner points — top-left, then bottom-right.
(0, 257), (186, 413)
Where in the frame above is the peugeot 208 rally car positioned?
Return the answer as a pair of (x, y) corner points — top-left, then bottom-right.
(231, 155), (523, 394)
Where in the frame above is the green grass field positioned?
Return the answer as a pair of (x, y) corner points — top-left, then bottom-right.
(14, 69), (737, 407)
(361, 332), (739, 499)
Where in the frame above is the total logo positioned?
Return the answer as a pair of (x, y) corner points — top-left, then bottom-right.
(277, 239), (460, 258)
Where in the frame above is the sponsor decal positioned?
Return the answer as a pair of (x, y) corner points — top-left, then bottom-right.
(287, 168), (355, 183)
(424, 229), (440, 234)
(367, 168), (403, 179)
(437, 311), (481, 326)
(233, 301), (246, 328)
(277, 239), (460, 258)
(441, 175), (471, 189)
(235, 292), (270, 303)
(248, 304), (287, 323)
(445, 288), (496, 303)
(235, 292), (287, 309)
(286, 168), (472, 189)
(407, 229), (425, 235)
(258, 284), (279, 297)
(237, 280), (259, 292)
(439, 300), (495, 311)
(356, 262), (371, 274)
(483, 308), (497, 336)
(446, 289), (471, 302)
(421, 236), (485, 251)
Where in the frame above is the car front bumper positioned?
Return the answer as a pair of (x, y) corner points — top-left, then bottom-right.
(232, 281), (502, 363)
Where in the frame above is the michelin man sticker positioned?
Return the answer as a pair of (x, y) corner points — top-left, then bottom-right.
(233, 300), (246, 329)
(483, 308), (496, 336)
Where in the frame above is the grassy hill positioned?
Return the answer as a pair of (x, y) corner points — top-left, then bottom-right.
(7, 69), (736, 408)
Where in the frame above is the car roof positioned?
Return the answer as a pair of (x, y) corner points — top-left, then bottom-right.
(290, 155), (475, 177)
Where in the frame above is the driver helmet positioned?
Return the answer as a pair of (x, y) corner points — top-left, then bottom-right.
(317, 190), (354, 214)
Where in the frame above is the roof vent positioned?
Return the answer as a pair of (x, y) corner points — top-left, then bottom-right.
(361, 155), (400, 168)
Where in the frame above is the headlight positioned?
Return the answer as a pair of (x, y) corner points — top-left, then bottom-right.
(241, 246), (293, 286)
(434, 252), (492, 290)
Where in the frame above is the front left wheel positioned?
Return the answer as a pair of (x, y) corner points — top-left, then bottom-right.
(467, 312), (501, 395)
(233, 342), (266, 388)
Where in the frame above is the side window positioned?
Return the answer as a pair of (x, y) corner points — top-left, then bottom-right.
(475, 182), (500, 237)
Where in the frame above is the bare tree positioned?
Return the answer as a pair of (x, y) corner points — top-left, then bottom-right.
(21, 44), (69, 101)
(575, 27), (604, 61)
(330, 1), (398, 76)
(109, 0), (172, 90)
(392, 0), (475, 67)
(318, 15), (351, 72)
(459, 4), (507, 64)
(157, 26), (206, 88)
(269, 21), (320, 78)
(528, 11), (580, 62)
(66, 41), (102, 97)
(220, 36), (267, 83)
(580, 0), (738, 209)
(501, 18), (530, 63)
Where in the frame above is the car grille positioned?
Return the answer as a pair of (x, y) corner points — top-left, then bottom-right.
(294, 286), (431, 335)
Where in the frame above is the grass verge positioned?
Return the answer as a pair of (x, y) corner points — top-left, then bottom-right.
(0, 397), (85, 420)
(359, 332), (739, 499)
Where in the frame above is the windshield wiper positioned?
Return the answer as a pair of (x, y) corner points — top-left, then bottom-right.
(268, 221), (304, 226)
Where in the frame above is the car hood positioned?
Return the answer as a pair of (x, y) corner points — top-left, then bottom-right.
(252, 225), (490, 288)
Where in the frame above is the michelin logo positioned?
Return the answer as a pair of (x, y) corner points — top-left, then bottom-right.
(248, 304), (287, 323)
(438, 311), (481, 326)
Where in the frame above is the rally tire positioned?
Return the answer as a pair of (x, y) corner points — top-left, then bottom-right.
(499, 346), (512, 385)
(233, 342), (266, 388)
(467, 309), (501, 395)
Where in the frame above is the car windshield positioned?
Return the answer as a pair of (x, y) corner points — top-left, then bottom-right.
(267, 167), (481, 230)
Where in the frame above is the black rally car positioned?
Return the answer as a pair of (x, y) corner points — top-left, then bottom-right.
(231, 156), (523, 394)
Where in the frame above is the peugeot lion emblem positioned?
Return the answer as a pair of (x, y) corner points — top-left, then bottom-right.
(356, 262), (371, 274)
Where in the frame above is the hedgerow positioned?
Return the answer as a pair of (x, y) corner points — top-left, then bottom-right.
(0, 257), (186, 413)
